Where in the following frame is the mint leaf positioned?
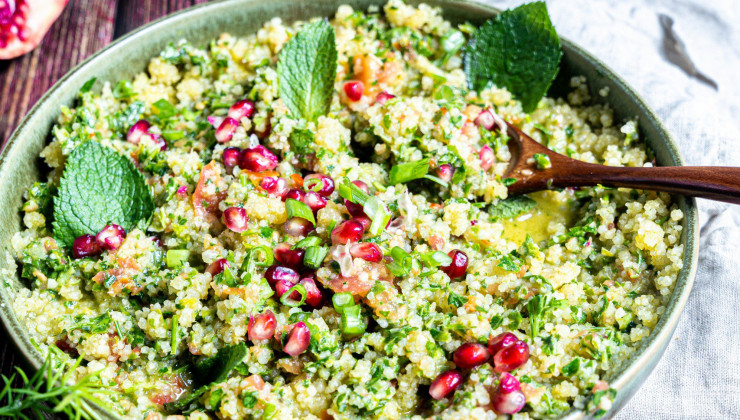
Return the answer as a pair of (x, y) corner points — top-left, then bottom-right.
(487, 195), (536, 219)
(52, 141), (155, 247)
(389, 159), (430, 185)
(289, 128), (315, 155)
(194, 343), (248, 385)
(278, 20), (337, 122)
(464, 1), (562, 112)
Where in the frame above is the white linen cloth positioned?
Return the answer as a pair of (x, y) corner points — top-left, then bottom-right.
(481, 0), (740, 418)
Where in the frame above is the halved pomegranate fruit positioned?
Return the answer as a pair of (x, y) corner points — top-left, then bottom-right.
(0, 0), (69, 60)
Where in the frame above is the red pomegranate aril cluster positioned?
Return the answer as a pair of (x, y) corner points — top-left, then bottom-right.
(488, 332), (530, 372)
(284, 217), (314, 237)
(283, 322), (310, 356)
(127, 120), (166, 151)
(0, 0), (28, 46)
(260, 177), (288, 199)
(440, 249), (469, 279)
(303, 173), (335, 197)
(264, 265), (300, 287)
(206, 258), (229, 276)
(223, 207), (248, 233)
(273, 243), (304, 269)
(222, 147), (241, 169)
(349, 242), (382, 263)
(228, 99), (255, 120)
(435, 164), (455, 183)
(72, 234), (101, 259)
(343, 81), (364, 102)
(453, 342), (491, 370)
(215, 117), (239, 143)
(331, 220), (365, 245)
(95, 224), (126, 251)
(429, 370), (463, 400)
(492, 373), (526, 414)
(248, 310), (276, 341)
(479, 144), (494, 171)
(238, 145), (278, 172)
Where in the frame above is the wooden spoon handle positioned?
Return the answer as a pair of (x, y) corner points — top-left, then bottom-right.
(512, 161), (740, 204)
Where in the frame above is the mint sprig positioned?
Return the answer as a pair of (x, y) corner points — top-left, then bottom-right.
(278, 20), (337, 122)
(464, 2), (562, 112)
(52, 141), (155, 247)
(488, 195), (536, 219)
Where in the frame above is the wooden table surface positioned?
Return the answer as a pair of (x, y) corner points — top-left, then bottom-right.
(0, 0), (209, 383)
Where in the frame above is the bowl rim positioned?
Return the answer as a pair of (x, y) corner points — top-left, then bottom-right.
(0, 1), (698, 418)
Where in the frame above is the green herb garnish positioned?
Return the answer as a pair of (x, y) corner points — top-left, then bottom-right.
(389, 159), (430, 185)
(303, 246), (328, 269)
(286, 198), (316, 225)
(464, 2), (562, 112)
(278, 20), (337, 122)
(52, 141), (154, 247)
(533, 153), (552, 169)
(488, 195), (536, 219)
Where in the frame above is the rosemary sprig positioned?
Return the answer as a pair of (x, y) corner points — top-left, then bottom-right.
(0, 346), (114, 420)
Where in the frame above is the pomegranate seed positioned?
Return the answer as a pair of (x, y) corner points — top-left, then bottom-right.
(352, 180), (370, 193)
(275, 278), (300, 300)
(376, 91), (395, 105)
(344, 200), (366, 218)
(143, 133), (167, 151)
(283, 322), (310, 356)
(284, 217), (315, 237)
(72, 234), (101, 259)
(303, 173), (335, 197)
(349, 242), (382, 263)
(260, 177), (289, 199)
(284, 188), (305, 202)
(440, 250), (468, 279)
(479, 145), (494, 171)
(127, 120), (151, 144)
(223, 207), (248, 233)
(343, 81), (364, 101)
(453, 343), (491, 369)
(206, 258), (229, 276)
(331, 220), (364, 245)
(488, 332), (519, 356)
(429, 370), (463, 400)
(435, 164), (455, 183)
(222, 147), (241, 169)
(299, 277), (322, 307)
(474, 109), (496, 131)
(95, 224), (126, 251)
(228, 99), (256, 120)
(493, 340), (529, 372)
(492, 373), (526, 414)
(238, 145), (278, 172)
(273, 243), (304, 269)
(248, 310), (276, 341)
(215, 117), (239, 143)
(354, 216), (372, 231)
(149, 236), (163, 247)
(264, 265), (299, 287)
(303, 191), (327, 212)
(176, 185), (188, 198)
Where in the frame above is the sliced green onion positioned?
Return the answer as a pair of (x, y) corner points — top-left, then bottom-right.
(533, 153), (552, 170)
(337, 179), (369, 205)
(286, 198), (316, 225)
(166, 250), (189, 268)
(162, 130), (185, 141)
(242, 246), (274, 272)
(280, 284), (307, 307)
(332, 292), (355, 313)
(340, 305), (366, 335)
(387, 247), (413, 276)
(389, 159), (430, 185)
(304, 177), (323, 192)
(294, 236), (322, 249)
(423, 174), (449, 188)
(420, 251), (453, 268)
(171, 314), (179, 351)
(363, 197), (391, 237)
(303, 246), (328, 269)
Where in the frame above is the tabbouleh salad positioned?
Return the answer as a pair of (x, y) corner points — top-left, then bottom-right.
(4, 1), (685, 419)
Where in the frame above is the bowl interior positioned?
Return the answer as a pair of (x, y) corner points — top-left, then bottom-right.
(0, 1), (697, 418)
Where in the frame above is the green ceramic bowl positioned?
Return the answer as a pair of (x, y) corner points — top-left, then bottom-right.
(0, 0), (698, 418)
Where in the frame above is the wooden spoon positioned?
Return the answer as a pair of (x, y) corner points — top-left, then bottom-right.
(502, 121), (740, 204)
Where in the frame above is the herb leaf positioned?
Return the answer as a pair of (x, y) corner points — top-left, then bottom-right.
(278, 20), (337, 122)
(52, 141), (154, 247)
(464, 1), (562, 112)
(488, 195), (536, 219)
(194, 343), (248, 385)
(389, 159), (430, 185)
